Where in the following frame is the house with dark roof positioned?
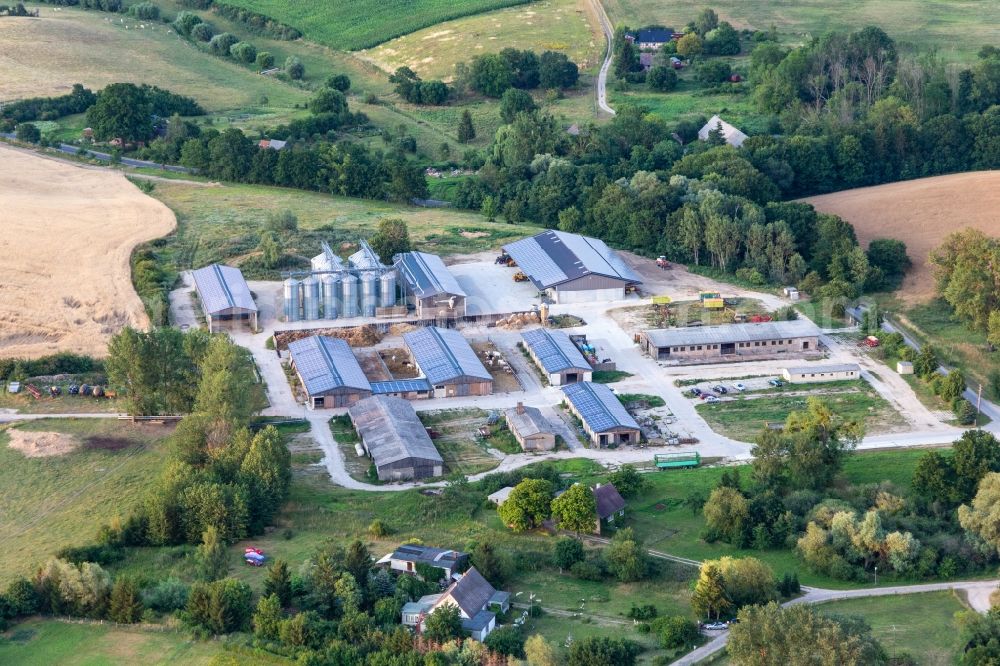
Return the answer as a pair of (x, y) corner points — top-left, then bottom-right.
(191, 264), (258, 332)
(626, 27), (676, 50)
(348, 396), (444, 481)
(376, 544), (469, 580)
(504, 402), (557, 451)
(395, 251), (467, 319)
(288, 335), (372, 408)
(592, 483), (627, 534)
(503, 230), (642, 304)
(521, 328), (592, 385)
(403, 327), (493, 397)
(430, 567), (509, 641)
(561, 382), (641, 448)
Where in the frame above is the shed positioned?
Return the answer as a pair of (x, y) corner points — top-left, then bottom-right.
(487, 486), (515, 506)
(782, 363), (860, 384)
(897, 361), (914, 375)
(395, 251), (466, 319)
(697, 115), (748, 148)
(521, 328), (592, 385)
(561, 382), (640, 447)
(288, 335), (372, 408)
(641, 319), (821, 363)
(348, 396), (444, 481)
(191, 263), (258, 332)
(504, 403), (557, 451)
(377, 544), (468, 580)
(403, 327), (493, 397)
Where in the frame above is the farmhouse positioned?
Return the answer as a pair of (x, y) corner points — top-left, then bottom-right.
(640, 320), (821, 363)
(403, 327), (492, 397)
(504, 402), (557, 451)
(347, 396), (444, 481)
(521, 328), (592, 385)
(627, 27), (675, 50)
(503, 230), (642, 304)
(395, 251), (467, 319)
(698, 115), (748, 148)
(191, 263), (258, 332)
(288, 335), (372, 408)
(377, 544), (468, 580)
(782, 363), (861, 384)
(562, 381), (641, 447)
(593, 483), (627, 534)
(433, 567), (509, 641)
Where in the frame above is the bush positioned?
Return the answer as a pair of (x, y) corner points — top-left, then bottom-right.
(173, 11), (202, 36)
(229, 41), (257, 64)
(255, 51), (275, 70)
(209, 33), (239, 56)
(128, 1), (159, 19)
(955, 399), (977, 425)
(628, 604), (657, 620)
(651, 615), (700, 649)
(696, 59), (733, 83)
(142, 578), (190, 612)
(647, 66), (678, 92)
(326, 74), (351, 92)
(285, 56), (304, 80)
(570, 559), (604, 581)
(15, 123), (40, 143)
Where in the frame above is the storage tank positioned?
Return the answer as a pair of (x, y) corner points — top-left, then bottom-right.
(360, 272), (378, 317)
(301, 276), (320, 320)
(283, 278), (300, 322)
(321, 274), (339, 319)
(341, 273), (358, 319)
(379, 270), (396, 308)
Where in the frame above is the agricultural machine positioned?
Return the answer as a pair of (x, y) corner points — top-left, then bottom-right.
(655, 256), (671, 270)
(859, 336), (880, 348)
(513, 272), (529, 282)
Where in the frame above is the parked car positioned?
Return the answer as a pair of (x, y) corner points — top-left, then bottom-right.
(690, 387), (702, 397)
(732, 383), (746, 391)
(702, 621), (728, 631)
(705, 395), (720, 403)
(768, 378), (783, 387)
(713, 385), (728, 394)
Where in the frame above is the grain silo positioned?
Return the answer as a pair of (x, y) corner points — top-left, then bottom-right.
(379, 270), (396, 308)
(341, 273), (358, 318)
(321, 274), (339, 319)
(283, 278), (300, 322)
(360, 272), (378, 317)
(301, 276), (320, 320)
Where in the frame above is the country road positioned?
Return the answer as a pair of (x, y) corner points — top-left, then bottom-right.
(590, 0), (616, 116)
(0, 133), (191, 173)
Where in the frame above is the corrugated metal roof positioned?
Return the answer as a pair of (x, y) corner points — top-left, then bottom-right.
(348, 395), (443, 468)
(522, 328), (590, 374)
(349, 239), (385, 270)
(785, 363), (860, 375)
(562, 382), (640, 433)
(288, 336), (371, 396)
(644, 319), (820, 348)
(191, 264), (257, 315)
(503, 230), (642, 290)
(403, 327), (491, 384)
(370, 378), (432, 394)
(312, 241), (346, 272)
(395, 251), (466, 299)
(504, 405), (555, 439)
(698, 115), (748, 147)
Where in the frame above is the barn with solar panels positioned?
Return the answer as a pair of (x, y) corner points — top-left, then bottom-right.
(503, 230), (642, 303)
(288, 335), (372, 408)
(521, 328), (592, 385)
(561, 381), (640, 447)
(402, 327), (493, 397)
(191, 264), (258, 332)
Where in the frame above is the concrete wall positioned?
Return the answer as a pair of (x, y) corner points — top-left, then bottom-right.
(431, 379), (493, 397)
(515, 431), (556, 452)
(553, 286), (625, 304)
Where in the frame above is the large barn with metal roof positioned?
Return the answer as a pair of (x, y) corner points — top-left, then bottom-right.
(521, 328), (592, 385)
(191, 264), (258, 332)
(561, 382), (640, 448)
(640, 320), (821, 363)
(403, 327), (493, 397)
(288, 335), (372, 408)
(503, 230), (642, 303)
(348, 395), (444, 481)
(395, 251), (466, 320)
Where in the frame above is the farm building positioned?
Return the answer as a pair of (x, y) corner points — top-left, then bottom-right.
(376, 544), (468, 580)
(782, 363), (861, 384)
(487, 486), (515, 506)
(626, 27), (676, 49)
(288, 335), (372, 408)
(521, 328), (592, 385)
(370, 379), (432, 400)
(593, 483), (627, 534)
(403, 327), (493, 397)
(698, 115), (748, 148)
(395, 251), (467, 319)
(503, 230), (642, 303)
(191, 263), (258, 332)
(504, 402), (557, 451)
(640, 320), (821, 363)
(348, 395), (444, 481)
(561, 382), (641, 448)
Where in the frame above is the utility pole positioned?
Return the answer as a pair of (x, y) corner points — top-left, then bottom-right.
(978, 384), (983, 418)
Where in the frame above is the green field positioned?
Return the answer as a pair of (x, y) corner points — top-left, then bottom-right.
(603, 0), (1000, 64)
(0, 418), (171, 584)
(216, 0), (538, 51)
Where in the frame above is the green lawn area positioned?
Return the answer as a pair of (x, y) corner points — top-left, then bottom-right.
(592, 370), (633, 384)
(0, 418), (172, 585)
(610, 78), (761, 131)
(695, 381), (904, 441)
(814, 591), (967, 665)
(794, 298), (851, 329)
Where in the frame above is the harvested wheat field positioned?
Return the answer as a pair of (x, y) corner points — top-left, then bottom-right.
(6, 429), (79, 458)
(805, 172), (1000, 302)
(0, 145), (176, 358)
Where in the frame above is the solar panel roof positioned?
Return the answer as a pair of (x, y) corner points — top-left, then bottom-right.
(403, 327), (491, 384)
(288, 336), (371, 396)
(561, 382), (640, 433)
(503, 230), (642, 290)
(521, 328), (590, 374)
(395, 251), (466, 299)
(191, 264), (257, 315)
(643, 319), (820, 348)
(370, 378), (432, 394)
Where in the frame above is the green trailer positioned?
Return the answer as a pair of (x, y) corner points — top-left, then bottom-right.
(654, 452), (701, 470)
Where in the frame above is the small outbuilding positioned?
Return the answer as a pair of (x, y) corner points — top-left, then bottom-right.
(897, 361), (914, 375)
(377, 544), (468, 580)
(288, 335), (372, 408)
(562, 382), (641, 448)
(395, 251), (467, 320)
(504, 402), (557, 451)
(697, 114), (748, 148)
(782, 363), (861, 384)
(487, 486), (515, 506)
(191, 263), (258, 332)
(521, 328), (592, 385)
(348, 395), (444, 481)
(403, 327), (493, 397)
(592, 482), (627, 534)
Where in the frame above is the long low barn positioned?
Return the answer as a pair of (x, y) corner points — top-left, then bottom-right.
(782, 363), (860, 384)
(395, 251), (466, 320)
(521, 328), (592, 386)
(503, 230), (642, 303)
(640, 319), (821, 363)
(403, 327), (493, 397)
(348, 395), (444, 481)
(288, 335), (371, 408)
(191, 263), (257, 332)
(562, 381), (640, 448)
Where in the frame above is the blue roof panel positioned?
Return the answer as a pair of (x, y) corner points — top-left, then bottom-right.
(191, 264), (257, 315)
(289, 336), (371, 395)
(371, 378), (432, 394)
(503, 230), (641, 290)
(403, 327), (491, 384)
(522, 328), (590, 374)
(562, 382), (640, 433)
